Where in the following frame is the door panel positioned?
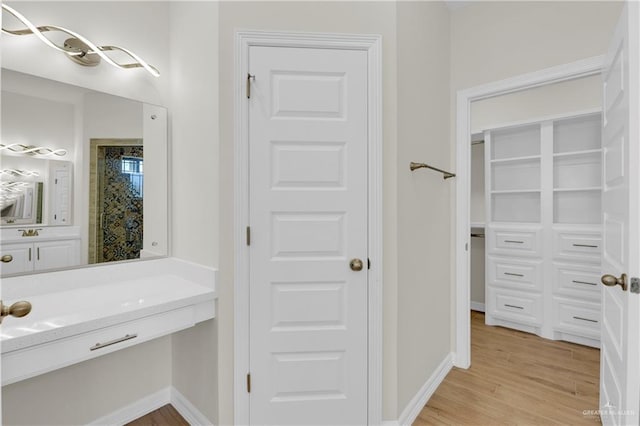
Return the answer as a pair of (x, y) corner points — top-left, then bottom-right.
(34, 240), (78, 271)
(600, 3), (640, 425)
(249, 46), (368, 425)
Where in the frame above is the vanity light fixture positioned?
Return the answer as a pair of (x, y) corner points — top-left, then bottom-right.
(0, 143), (67, 157)
(0, 182), (30, 192)
(0, 169), (40, 177)
(1, 4), (160, 77)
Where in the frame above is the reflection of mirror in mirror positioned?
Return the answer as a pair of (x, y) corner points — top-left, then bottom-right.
(0, 69), (168, 277)
(1, 155), (72, 226)
(1, 182), (43, 224)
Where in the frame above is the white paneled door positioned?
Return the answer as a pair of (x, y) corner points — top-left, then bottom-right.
(248, 46), (368, 425)
(599, 3), (640, 425)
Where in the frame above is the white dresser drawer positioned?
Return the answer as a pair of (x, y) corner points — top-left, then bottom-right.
(2, 306), (198, 385)
(488, 226), (543, 258)
(488, 256), (543, 291)
(553, 298), (600, 340)
(553, 228), (602, 262)
(487, 288), (542, 326)
(553, 262), (601, 300)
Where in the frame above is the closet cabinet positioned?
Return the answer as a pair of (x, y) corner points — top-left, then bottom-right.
(484, 112), (602, 348)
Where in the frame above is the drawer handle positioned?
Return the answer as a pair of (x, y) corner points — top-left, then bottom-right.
(504, 304), (524, 310)
(573, 316), (598, 324)
(572, 280), (598, 286)
(1, 255), (13, 263)
(90, 333), (138, 351)
(504, 272), (524, 277)
(504, 240), (524, 244)
(572, 244), (598, 248)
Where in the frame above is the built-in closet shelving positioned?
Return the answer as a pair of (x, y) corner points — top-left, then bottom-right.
(484, 111), (602, 348)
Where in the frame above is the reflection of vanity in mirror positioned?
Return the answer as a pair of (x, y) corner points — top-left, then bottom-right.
(1, 69), (168, 276)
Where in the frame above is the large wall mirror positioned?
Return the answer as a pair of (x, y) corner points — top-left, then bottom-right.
(0, 69), (168, 276)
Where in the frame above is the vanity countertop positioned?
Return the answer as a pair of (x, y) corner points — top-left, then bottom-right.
(0, 257), (217, 385)
(1, 275), (216, 353)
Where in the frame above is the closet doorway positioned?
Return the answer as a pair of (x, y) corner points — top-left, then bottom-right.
(456, 5), (640, 421)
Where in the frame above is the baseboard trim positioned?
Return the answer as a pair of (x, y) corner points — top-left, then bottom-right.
(89, 387), (171, 425)
(470, 301), (485, 312)
(171, 387), (213, 425)
(395, 353), (454, 426)
(88, 386), (213, 425)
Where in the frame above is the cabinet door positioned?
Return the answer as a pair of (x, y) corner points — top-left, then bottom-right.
(34, 240), (80, 271)
(0, 243), (34, 275)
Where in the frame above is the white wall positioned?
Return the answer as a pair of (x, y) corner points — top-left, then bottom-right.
(396, 0), (452, 414)
(450, 0), (623, 353)
(168, 2), (220, 424)
(470, 143), (485, 307)
(1, 92), (75, 155)
(471, 75), (602, 133)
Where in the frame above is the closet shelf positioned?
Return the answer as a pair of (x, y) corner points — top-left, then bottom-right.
(490, 154), (541, 164)
(553, 187), (602, 192)
(553, 148), (602, 158)
(491, 189), (541, 194)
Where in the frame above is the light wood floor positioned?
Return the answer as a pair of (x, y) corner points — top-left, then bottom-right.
(125, 404), (188, 426)
(415, 311), (601, 425)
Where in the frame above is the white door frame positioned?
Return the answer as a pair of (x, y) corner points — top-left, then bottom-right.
(233, 30), (383, 425)
(454, 55), (605, 368)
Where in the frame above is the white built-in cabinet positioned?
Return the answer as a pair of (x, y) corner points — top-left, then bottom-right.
(484, 112), (602, 348)
(1, 239), (81, 275)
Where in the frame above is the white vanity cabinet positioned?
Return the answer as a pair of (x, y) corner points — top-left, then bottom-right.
(0, 243), (34, 275)
(1, 239), (81, 275)
(484, 112), (602, 347)
(0, 227), (82, 276)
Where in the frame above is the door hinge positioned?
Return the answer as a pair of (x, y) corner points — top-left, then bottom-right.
(368, 258), (371, 270)
(246, 226), (251, 246)
(631, 277), (639, 294)
(247, 373), (251, 393)
(246, 74), (255, 99)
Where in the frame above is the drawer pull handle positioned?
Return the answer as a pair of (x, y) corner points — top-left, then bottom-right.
(504, 272), (524, 277)
(572, 244), (598, 248)
(504, 304), (524, 310)
(573, 316), (598, 323)
(1, 255), (13, 263)
(572, 280), (598, 286)
(90, 333), (138, 351)
(504, 240), (524, 244)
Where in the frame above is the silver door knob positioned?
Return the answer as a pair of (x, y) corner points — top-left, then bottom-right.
(350, 258), (364, 272)
(601, 273), (628, 291)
